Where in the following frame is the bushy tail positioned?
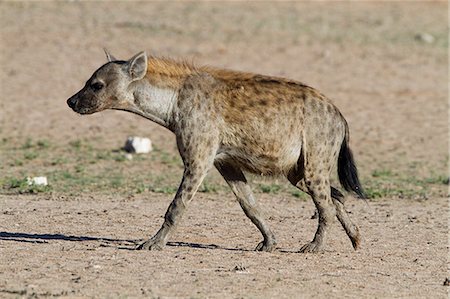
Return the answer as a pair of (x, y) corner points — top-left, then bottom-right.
(338, 129), (367, 199)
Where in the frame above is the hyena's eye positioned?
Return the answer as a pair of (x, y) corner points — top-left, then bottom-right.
(91, 82), (104, 92)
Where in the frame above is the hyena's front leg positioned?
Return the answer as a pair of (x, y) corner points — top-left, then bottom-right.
(136, 140), (216, 250)
(136, 168), (208, 250)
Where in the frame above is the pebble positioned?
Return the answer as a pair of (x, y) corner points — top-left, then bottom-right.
(27, 176), (48, 186)
(123, 137), (152, 154)
(415, 33), (435, 44)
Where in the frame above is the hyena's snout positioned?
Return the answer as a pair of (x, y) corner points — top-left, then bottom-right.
(66, 90), (100, 115)
(67, 95), (78, 109)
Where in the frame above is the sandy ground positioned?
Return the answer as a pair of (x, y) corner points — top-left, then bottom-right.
(0, 194), (448, 298)
(0, 1), (448, 298)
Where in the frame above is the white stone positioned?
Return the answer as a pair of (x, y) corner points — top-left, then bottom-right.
(27, 176), (48, 186)
(124, 137), (152, 154)
(415, 33), (435, 44)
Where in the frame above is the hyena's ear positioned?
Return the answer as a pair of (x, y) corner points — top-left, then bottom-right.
(103, 48), (117, 62)
(127, 51), (148, 81)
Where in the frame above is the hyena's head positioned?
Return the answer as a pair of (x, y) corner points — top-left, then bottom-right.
(67, 50), (148, 114)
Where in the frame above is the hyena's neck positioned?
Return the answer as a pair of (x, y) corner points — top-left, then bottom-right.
(127, 57), (199, 130)
(129, 80), (178, 129)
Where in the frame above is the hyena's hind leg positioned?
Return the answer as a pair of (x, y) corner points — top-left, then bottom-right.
(288, 169), (360, 251)
(297, 173), (336, 253)
(215, 161), (277, 252)
(331, 187), (361, 250)
(286, 149), (336, 253)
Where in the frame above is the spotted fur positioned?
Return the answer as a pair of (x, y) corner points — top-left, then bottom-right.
(67, 51), (365, 253)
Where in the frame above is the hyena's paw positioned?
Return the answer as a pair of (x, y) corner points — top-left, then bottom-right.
(135, 238), (165, 251)
(255, 238), (277, 252)
(299, 240), (324, 253)
(349, 229), (361, 250)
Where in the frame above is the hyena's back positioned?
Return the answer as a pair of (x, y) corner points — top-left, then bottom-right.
(208, 73), (347, 176)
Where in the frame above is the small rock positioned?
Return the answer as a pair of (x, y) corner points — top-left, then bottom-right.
(71, 276), (81, 283)
(124, 153), (133, 160)
(27, 176), (48, 186)
(233, 264), (247, 272)
(415, 33), (435, 44)
(124, 137), (152, 154)
(444, 278), (450, 286)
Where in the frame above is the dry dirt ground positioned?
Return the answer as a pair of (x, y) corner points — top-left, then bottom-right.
(0, 194), (448, 298)
(0, 1), (448, 298)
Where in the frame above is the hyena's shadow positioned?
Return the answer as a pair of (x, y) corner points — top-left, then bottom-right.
(0, 231), (137, 246)
(118, 241), (252, 251)
(0, 231), (251, 251)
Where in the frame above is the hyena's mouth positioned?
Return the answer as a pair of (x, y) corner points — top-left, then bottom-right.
(70, 101), (105, 115)
(76, 107), (98, 115)
(70, 103), (103, 115)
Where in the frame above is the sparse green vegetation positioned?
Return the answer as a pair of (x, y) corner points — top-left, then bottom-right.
(24, 151), (39, 160)
(95, 151), (110, 160)
(152, 147), (183, 167)
(21, 138), (33, 149)
(10, 159), (24, 167)
(423, 175), (449, 185)
(135, 183), (148, 194)
(113, 154), (127, 162)
(36, 139), (50, 149)
(199, 181), (219, 193)
(74, 165), (85, 173)
(0, 135), (447, 200)
(110, 175), (125, 188)
(2, 177), (52, 194)
(259, 183), (282, 194)
(371, 169), (393, 178)
(364, 168), (448, 200)
(68, 139), (83, 150)
(150, 186), (178, 194)
(50, 157), (67, 166)
(291, 189), (307, 200)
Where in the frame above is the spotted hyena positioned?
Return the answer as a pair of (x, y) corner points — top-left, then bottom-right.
(67, 50), (366, 253)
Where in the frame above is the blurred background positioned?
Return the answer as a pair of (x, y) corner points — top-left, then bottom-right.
(0, 1), (447, 199)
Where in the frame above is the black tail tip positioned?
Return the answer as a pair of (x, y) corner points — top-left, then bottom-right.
(338, 138), (367, 200)
(353, 186), (368, 200)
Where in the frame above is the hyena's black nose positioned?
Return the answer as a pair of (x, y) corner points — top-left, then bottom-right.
(67, 96), (77, 109)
